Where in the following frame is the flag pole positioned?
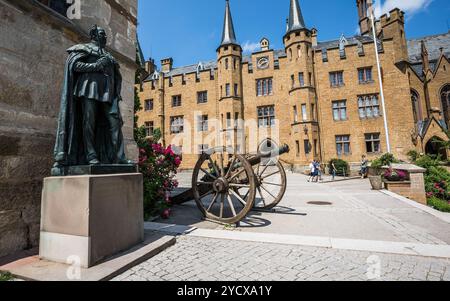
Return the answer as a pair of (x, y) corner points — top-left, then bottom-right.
(368, 0), (391, 153)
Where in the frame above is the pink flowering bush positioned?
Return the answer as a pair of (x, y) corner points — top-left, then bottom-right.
(135, 126), (181, 220)
(383, 168), (408, 182)
(134, 89), (181, 219)
(426, 180), (449, 201)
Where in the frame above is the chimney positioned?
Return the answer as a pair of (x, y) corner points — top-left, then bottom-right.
(311, 28), (318, 47)
(161, 58), (173, 73)
(144, 59), (156, 74)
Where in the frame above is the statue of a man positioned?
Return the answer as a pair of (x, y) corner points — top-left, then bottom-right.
(52, 25), (130, 175)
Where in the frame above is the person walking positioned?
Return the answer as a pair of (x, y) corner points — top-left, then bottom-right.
(330, 161), (337, 181)
(360, 155), (369, 179)
(307, 160), (316, 182)
(315, 160), (323, 182)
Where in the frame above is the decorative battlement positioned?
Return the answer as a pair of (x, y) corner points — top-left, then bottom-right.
(380, 8), (405, 26)
(284, 29), (312, 48)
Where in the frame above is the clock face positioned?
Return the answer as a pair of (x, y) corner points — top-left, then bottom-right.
(257, 57), (270, 70)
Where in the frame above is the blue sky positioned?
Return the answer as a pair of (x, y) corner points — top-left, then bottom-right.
(138, 0), (450, 68)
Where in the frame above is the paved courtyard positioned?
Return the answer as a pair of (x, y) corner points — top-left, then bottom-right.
(113, 236), (450, 281)
(113, 172), (450, 281)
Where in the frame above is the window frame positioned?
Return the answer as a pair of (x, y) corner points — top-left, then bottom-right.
(197, 91), (208, 104)
(358, 67), (373, 84)
(358, 94), (381, 119)
(144, 99), (154, 111)
(257, 105), (276, 128)
(304, 140), (311, 155)
(170, 116), (184, 134)
(198, 115), (209, 132)
(198, 144), (210, 154)
(329, 71), (344, 87)
(301, 104), (308, 122)
(144, 121), (154, 137)
(298, 72), (305, 87)
(256, 78), (273, 96)
(336, 135), (351, 156)
(365, 133), (381, 154)
(38, 0), (70, 17)
(225, 83), (231, 97)
(172, 95), (182, 108)
(332, 100), (347, 121)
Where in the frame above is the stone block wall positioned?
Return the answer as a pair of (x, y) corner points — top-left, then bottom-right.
(0, 0), (138, 258)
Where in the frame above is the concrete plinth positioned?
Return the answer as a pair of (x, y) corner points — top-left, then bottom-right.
(39, 173), (144, 268)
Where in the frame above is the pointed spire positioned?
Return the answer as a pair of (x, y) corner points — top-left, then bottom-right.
(286, 0), (306, 34)
(220, 0), (238, 46)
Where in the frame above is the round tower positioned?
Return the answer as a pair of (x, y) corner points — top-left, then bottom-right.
(283, 0), (320, 164)
(216, 0), (244, 151)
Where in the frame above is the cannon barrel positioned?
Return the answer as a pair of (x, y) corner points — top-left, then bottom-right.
(247, 144), (290, 166)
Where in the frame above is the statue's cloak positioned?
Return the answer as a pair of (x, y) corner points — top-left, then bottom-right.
(53, 44), (124, 166)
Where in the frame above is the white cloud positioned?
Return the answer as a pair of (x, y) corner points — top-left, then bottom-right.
(373, 0), (433, 19)
(242, 41), (260, 54)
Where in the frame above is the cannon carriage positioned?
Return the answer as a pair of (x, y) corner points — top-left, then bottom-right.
(190, 140), (290, 224)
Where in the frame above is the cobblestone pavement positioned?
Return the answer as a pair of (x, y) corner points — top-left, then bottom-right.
(113, 236), (450, 281)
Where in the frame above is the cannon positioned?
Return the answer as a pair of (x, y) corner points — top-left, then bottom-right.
(191, 140), (290, 224)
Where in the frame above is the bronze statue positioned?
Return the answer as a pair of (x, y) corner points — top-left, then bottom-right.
(52, 25), (131, 176)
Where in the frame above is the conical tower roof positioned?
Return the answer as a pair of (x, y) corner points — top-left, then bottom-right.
(220, 0), (238, 47)
(286, 0), (307, 34)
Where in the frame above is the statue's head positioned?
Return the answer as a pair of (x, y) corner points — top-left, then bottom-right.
(89, 25), (107, 48)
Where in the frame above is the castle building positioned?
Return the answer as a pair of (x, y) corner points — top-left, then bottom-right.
(137, 0), (450, 171)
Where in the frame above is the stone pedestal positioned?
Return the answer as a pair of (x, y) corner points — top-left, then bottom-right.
(39, 173), (144, 268)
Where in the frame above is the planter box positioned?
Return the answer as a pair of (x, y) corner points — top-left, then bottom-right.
(384, 180), (426, 205)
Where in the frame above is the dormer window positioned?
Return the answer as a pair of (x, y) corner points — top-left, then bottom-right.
(322, 49), (328, 62)
(196, 62), (204, 81)
(339, 35), (348, 59)
(150, 71), (159, 80)
(357, 41), (365, 56)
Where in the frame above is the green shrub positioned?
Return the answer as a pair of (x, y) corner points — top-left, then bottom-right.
(409, 154), (450, 201)
(407, 150), (420, 162)
(329, 159), (350, 176)
(424, 166), (450, 201)
(414, 154), (441, 169)
(0, 272), (13, 282)
(428, 197), (450, 213)
(371, 153), (399, 169)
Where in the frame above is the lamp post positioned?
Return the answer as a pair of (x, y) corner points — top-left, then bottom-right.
(368, 0), (391, 153)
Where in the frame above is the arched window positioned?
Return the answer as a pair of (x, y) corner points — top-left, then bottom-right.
(297, 45), (301, 59)
(441, 84), (450, 128)
(411, 90), (422, 124)
(225, 58), (229, 70)
(289, 48), (293, 61)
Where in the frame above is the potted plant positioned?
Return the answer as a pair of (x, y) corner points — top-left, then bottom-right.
(369, 174), (384, 190)
(368, 153), (399, 190)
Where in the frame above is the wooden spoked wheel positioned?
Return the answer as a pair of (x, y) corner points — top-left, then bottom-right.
(192, 147), (256, 224)
(233, 155), (287, 210)
(251, 156), (287, 210)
